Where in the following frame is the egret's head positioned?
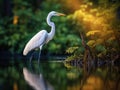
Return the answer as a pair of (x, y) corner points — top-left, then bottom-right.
(49, 11), (65, 16)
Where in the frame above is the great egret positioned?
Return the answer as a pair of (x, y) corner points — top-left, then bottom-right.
(23, 11), (65, 65)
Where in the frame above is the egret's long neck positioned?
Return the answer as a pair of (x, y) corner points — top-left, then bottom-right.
(47, 14), (55, 40)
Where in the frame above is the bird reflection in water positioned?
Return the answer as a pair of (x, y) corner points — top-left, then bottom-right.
(23, 68), (54, 90)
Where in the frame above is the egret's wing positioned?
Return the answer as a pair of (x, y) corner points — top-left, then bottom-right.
(23, 30), (48, 55)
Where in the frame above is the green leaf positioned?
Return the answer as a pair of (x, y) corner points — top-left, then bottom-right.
(66, 47), (79, 54)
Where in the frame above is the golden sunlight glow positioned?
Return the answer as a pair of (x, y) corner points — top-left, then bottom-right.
(67, 0), (116, 47)
(13, 15), (19, 25)
(61, 0), (82, 12)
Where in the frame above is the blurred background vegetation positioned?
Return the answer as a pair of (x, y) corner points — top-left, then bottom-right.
(0, 0), (80, 56)
(0, 0), (120, 60)
(0, 0), (119, 59)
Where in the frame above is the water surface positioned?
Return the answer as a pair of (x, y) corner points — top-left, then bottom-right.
(0, 59), (119, 90)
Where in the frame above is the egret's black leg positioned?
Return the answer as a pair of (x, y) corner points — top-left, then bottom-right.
(38, 49), (41, 73)
(29, 50), (35, 71)
(38, 46), (43, 73)
(38, 50), (41, 65)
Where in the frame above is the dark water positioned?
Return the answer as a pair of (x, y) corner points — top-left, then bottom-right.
(0, 59), (119, 90)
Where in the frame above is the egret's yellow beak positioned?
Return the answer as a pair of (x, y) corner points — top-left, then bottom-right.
(57, 13), (65, 16)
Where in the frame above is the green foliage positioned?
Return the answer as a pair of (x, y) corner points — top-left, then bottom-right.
(0, 0), (81, 54)
(66, 46), (79, 54)
(1, 0), (119, 61)
(65, 0), (120, 61)
(47, 16), (81, 54)
(95, 45), (106, 52)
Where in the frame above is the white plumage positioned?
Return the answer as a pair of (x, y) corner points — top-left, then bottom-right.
(23, 11), (65, 56)
(23, 30), (48, 55)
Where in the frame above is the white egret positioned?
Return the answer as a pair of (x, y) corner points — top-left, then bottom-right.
(23, 11), (65, 65)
